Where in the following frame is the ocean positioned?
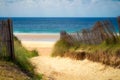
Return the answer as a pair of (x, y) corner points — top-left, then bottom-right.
(0, 17), (119, 33)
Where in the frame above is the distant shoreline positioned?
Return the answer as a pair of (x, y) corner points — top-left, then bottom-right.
(14, 32), (60, 35)
(14, 32), (60, 42)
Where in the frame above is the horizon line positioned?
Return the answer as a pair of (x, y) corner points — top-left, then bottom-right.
(0, 16), (118, 18)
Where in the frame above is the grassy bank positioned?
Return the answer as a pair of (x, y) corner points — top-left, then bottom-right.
(0, 36), (42, 80)
(52, 37), (120, 68)
(14, 36), (42, 80)
(0, 60), (30, 80)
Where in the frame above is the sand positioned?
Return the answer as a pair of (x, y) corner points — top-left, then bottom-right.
(15, 33), (120, 80)
(31, 56), (120, 80)
(14, 33), (59, 56)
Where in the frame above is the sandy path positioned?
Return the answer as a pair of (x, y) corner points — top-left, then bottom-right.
(21, 41), (55, 56)
(15, 34), (120, 80)
(30, 56), (120, 80)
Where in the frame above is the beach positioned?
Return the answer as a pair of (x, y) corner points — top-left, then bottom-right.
(1, 0), (120, 79)
(14, 33), (120, 80)
(14, 33), (60, 56)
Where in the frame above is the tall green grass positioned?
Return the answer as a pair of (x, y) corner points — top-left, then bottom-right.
(14, 36), (42, 80)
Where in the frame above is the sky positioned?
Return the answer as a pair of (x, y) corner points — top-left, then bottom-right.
(0, 0), (120, 17)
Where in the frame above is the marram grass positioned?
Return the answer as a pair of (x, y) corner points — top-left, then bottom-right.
(14, 36), (42, 80)
(52, 37), (120, 68)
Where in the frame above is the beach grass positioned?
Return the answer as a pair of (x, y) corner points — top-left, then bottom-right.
(52, 39), (71, 57)
(52, 37), (120, 68)
(14, 36), (42, 80)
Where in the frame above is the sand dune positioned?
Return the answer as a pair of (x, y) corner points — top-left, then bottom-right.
(30, 56), (120, 80)
(15, 33), (120, 80)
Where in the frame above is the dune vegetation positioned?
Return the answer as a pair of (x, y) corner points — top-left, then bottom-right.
(52, 18), (120, 68)
(14, 36), (42, 80)
(0, 36), (42, 80)
(52, 37), (120, 68)
(0, 60), (30, 80)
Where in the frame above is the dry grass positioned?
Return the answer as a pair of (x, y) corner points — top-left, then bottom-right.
(0, 61), (30, 80)
(64, 52), (86, 60)
(52, 37), (120, 68)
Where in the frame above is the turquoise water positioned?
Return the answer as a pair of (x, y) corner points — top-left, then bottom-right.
(0, 17), (118, 33)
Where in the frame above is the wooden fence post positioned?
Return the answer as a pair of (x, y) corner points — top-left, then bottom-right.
(7, 19), (15, 60)
(117, 16), (120, 35)
(60, 31), (67, 40)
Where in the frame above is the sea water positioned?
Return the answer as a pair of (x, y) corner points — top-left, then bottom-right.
(0, 17), (119, 33)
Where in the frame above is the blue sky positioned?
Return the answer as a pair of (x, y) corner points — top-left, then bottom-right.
(0, 0), (120, 17)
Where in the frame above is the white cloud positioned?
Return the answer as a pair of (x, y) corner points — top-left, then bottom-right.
(0, 0), (120, 17)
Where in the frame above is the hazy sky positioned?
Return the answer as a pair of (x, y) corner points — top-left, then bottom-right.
(0, 0), (120, 17)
